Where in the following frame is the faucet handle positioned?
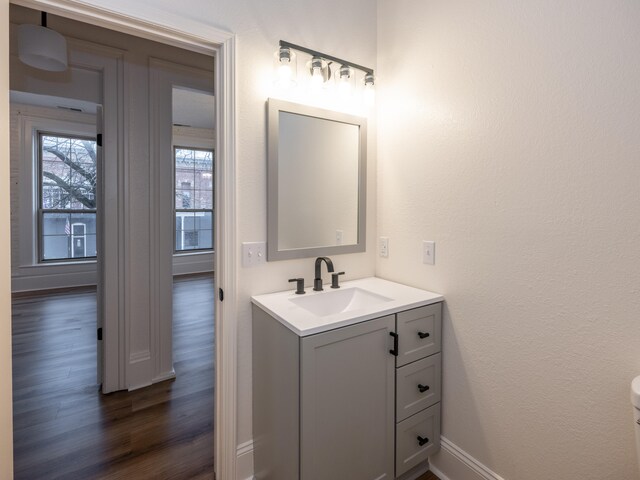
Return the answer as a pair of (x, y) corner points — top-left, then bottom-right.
(330, 272), (345, 289)
(288, 278), (305, 295)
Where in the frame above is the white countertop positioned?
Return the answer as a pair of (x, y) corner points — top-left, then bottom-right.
(251, 276), (443, 337)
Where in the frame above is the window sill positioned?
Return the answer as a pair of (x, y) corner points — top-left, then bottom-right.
(173, 250), (215, 257)
(22, 260), (97, 269)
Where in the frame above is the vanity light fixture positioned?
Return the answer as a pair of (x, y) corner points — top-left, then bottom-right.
(275, 40), (375, 102)
(18, 12), (68, 72)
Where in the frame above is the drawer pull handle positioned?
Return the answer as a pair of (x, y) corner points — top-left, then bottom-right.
(417, 436), (429, 447)
(389, 332), (399, 356)
(418, 331), (430, 339)
(418, 384), (430, 393)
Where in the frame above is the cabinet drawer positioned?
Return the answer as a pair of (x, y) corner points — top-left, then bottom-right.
(395, 403), (441, 477)
(396, 303), (442, 367)
(396, 353), (441, 422)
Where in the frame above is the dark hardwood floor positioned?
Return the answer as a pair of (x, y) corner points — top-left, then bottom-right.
(12, 274), (215, 480)
(417, 471), (440, 480)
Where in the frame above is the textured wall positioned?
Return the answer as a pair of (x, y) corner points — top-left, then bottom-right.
(0, 0), (13, 476)
(377, 1), (640, 478)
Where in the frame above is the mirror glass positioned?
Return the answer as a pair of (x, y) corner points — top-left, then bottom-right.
(268, 99), (366, 260)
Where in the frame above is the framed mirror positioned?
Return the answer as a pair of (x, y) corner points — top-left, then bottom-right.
(267, 99), (367, 260)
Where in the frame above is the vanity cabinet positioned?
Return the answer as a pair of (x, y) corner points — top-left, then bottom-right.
(252, 301), (443, 480)
(301, 315), (395, 479)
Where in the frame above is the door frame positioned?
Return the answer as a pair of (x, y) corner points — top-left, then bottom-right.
(8, 1), (238, 478)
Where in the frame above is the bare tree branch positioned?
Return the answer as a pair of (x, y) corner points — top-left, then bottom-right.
(80, 140), (96, 163)
(44, 146), (96, 186)
(42, 171), (95, 209)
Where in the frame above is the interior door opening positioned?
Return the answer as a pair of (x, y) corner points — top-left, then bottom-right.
(9, 5), (219, 478)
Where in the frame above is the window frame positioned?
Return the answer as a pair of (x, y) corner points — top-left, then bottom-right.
(37, 131), (98, 263)
(173, 145), (214, 254)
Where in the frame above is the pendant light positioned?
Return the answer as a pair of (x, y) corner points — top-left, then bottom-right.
(18, 12), (68, 72)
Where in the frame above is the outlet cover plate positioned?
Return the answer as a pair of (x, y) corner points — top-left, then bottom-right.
(379, 237), (389, 258)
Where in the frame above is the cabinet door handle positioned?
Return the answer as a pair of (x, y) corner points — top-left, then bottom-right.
(418, 384), (430, 393)
(417, 436), (429, 446)
(418, 331), (430, 339)
(389, 332), (399, 356)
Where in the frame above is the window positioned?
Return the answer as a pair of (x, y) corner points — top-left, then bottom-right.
(39, 133), (97, 261)
(174, 147), (213, 252)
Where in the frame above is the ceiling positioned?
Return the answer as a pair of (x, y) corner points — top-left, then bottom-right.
(10, 90), (98, 114)
(172, 87), (215, 130)
(10, 89), (216, 130)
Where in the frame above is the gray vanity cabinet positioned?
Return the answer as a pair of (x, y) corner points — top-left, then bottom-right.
(252, 301), (442, 480)
(300, 315), (395, 479)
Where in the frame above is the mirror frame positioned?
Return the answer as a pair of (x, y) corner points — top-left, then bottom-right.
(267, 98), (367, 261)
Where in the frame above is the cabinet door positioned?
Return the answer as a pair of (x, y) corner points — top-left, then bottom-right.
(301, 315), (395, 480)
(396, 303), (442, 367)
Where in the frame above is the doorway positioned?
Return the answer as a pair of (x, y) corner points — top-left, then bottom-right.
(6, 2), (235, 472)
(171, 86), (216, 402)
(2, 1), (237, 477)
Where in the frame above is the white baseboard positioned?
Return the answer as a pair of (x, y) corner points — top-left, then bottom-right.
(12, 268), (97, 292)
(236, 439), (255, 480)
(429, 436), (505, 480)
(11, 254), (212, 292)
(172, 252), (214, 276)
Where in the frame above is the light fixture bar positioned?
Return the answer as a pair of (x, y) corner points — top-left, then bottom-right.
(279, 40), (374, 76)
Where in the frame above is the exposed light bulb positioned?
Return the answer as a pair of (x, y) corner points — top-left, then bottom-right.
(310, 66), (324, 90)
(363, 73), (375, 107)
(338, 64), (352, 97)
(274, 46), (296, 89)
(278, 61), (292, 84)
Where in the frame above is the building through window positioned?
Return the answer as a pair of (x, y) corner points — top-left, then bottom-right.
(174, 147), (213, 252)
(39, 133), (97, 261)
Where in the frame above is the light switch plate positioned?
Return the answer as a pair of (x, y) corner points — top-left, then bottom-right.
(379, 237), (389, 258)
(242, 241), (266, 267)
(336, 230), (343, 245)
(422, 240), (435, 265)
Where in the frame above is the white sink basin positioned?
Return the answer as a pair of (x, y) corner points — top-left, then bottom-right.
(289, 287), (392, 317)
(251, 277), (443, 336)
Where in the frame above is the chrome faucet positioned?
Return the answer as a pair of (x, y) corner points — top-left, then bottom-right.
(313, 257), (334, 291)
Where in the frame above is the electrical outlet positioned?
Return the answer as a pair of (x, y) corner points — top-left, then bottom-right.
(379, 237), (389, 258)
(242, 241), (266, 267)
(336, 230), (343, 245)
(422, 240), (435, 265)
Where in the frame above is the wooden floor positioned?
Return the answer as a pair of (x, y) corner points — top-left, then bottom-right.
(12, 274), (215, 480)
(417, 470), (440, 480)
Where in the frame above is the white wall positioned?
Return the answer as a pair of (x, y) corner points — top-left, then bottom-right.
(0, 0), (13, 476)
(377, 1), (640, 479)
(31, 0), (377, 450)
